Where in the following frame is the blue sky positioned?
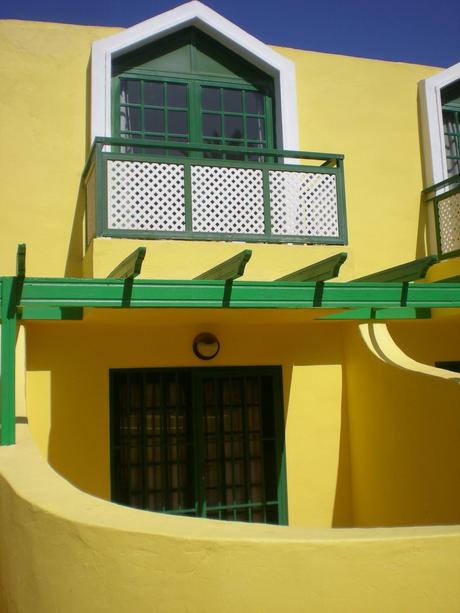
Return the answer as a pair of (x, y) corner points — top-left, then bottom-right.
(1, 0), (459, 68)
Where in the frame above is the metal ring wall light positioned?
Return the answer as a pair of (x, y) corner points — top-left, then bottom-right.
(193, 333), (220, 360)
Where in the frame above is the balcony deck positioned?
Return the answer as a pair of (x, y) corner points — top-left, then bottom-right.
(84, 138), (347, 247)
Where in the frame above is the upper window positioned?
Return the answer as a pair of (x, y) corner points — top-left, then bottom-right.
(442, 80), (460, 177)
(112, 28), (275, 159)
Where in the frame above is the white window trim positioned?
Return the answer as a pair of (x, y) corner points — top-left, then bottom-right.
(91, 0), (299, 151)
(419, 61), (460, 186)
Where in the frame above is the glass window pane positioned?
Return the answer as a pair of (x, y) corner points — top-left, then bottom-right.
(168, 110), (188, 135)
(168, 83), (187, 108)
(122, 107), (141, 132)
(144, 109), (165, 133)
(247, 117), (265, 141)
(246, 91), (264, 114)
(144, 82), (163, 106)
(203, 113), (221, 138)
(224, 116), (243, 139)
(120, 79), (140, 104)
(223, 89), (242, 113)
(202, 87), (220, 111)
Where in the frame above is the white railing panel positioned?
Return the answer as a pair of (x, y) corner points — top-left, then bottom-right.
(191, 165), (265, 234)
(107, 160), (186, 232)
(269, 171), (339, 237)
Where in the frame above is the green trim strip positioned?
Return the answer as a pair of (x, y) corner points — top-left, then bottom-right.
(319, 307), (431, 320)
(276, 252), (347, 282)
(194, 250), (252, 280)
(1, 278), (16, 445)
(1, 277), (460, 311)
(107, 247), (146, 279)
(353, 256), (438, 282)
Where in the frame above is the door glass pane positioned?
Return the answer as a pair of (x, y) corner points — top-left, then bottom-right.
(223, 89), (242, 113)
(224, 116), (243, 139)
(203, 114), (221, 137)
(168, 83), (187, 108)
(168, 110), (188, 135)
(144, 81), (163, 106)
(246, 91), (264, 114)
(144, 109), (164, 133)
(202, 87), (220, 111)
(120, 79), (141, 104)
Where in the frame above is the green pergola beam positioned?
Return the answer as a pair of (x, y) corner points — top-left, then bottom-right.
(107, 247), (146, 280)
(19, 307), (83, 321)
(1, 277), (16, 445)
(194, 250), (252, 281)
(319, 307), (431, 320)
(1, 277), (460, 311)
(276, 252), (347, 282)
(353, 256), (438, 282)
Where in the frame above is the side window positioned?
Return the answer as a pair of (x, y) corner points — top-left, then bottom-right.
(442, 81), (460, 177)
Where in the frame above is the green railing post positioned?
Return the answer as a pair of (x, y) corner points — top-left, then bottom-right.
(1, 277), (16, 445)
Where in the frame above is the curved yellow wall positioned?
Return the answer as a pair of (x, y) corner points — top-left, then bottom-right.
(1, 425), (460, 613)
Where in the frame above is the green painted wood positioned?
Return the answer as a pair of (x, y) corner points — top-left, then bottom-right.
(20, 307), (83, 321)
(107, 247), (146, 279)
(276, 252), (347, 282)
(93, 136), (343, 164)
(2, 277), (460, 310)
(319, 307), (431, 320)
(353, 256), (438, 282)
(16, 244), (26, 278)
(1, 277), (16, 445)
(194, 250), (252, 281)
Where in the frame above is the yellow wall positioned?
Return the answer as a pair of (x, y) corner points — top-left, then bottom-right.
(344, 320), (460, 526)
(2, 426), (460, 613)
(25, 311), (351, 528)
(0, 19), (440, 279)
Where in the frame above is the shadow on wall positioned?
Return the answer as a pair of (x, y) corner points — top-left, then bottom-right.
(64, 59), (92, 278)
(343, 322), (460, 527)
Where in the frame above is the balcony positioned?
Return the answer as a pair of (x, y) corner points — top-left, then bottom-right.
(424, 173), (460, 258)
(83, 138), (347, 247)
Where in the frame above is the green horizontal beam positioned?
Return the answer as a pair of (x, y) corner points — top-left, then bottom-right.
(194, 250), (252, 281)
(354, 256), (438, 282)
(1, 278), (460, 311)
(19, 307), (83, 321)
(107, 247), (146, 280)
(319, 307), (431, 320)
(276, 252), (347, 282)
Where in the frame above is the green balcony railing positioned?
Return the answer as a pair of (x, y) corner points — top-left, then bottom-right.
(83, 137), (347, 247)
(424, 173), (460, 259)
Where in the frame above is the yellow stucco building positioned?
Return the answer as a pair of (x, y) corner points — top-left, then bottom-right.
(1, 2), (460, 610)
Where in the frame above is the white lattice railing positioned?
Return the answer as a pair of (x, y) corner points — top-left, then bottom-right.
(424, 174), (460, 258)
(84, 138), (347, 245)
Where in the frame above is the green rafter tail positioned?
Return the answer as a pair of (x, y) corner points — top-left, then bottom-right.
(276, 252), (347, 282)
(353, 256), (438, 282)
(107, 247), (146, 279)
(194, 250), (252, 281)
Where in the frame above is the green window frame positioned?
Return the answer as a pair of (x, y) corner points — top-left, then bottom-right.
(111, 28), (276, 158)
(110, 366), (288, 524)
(442, 81), (460, 177)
